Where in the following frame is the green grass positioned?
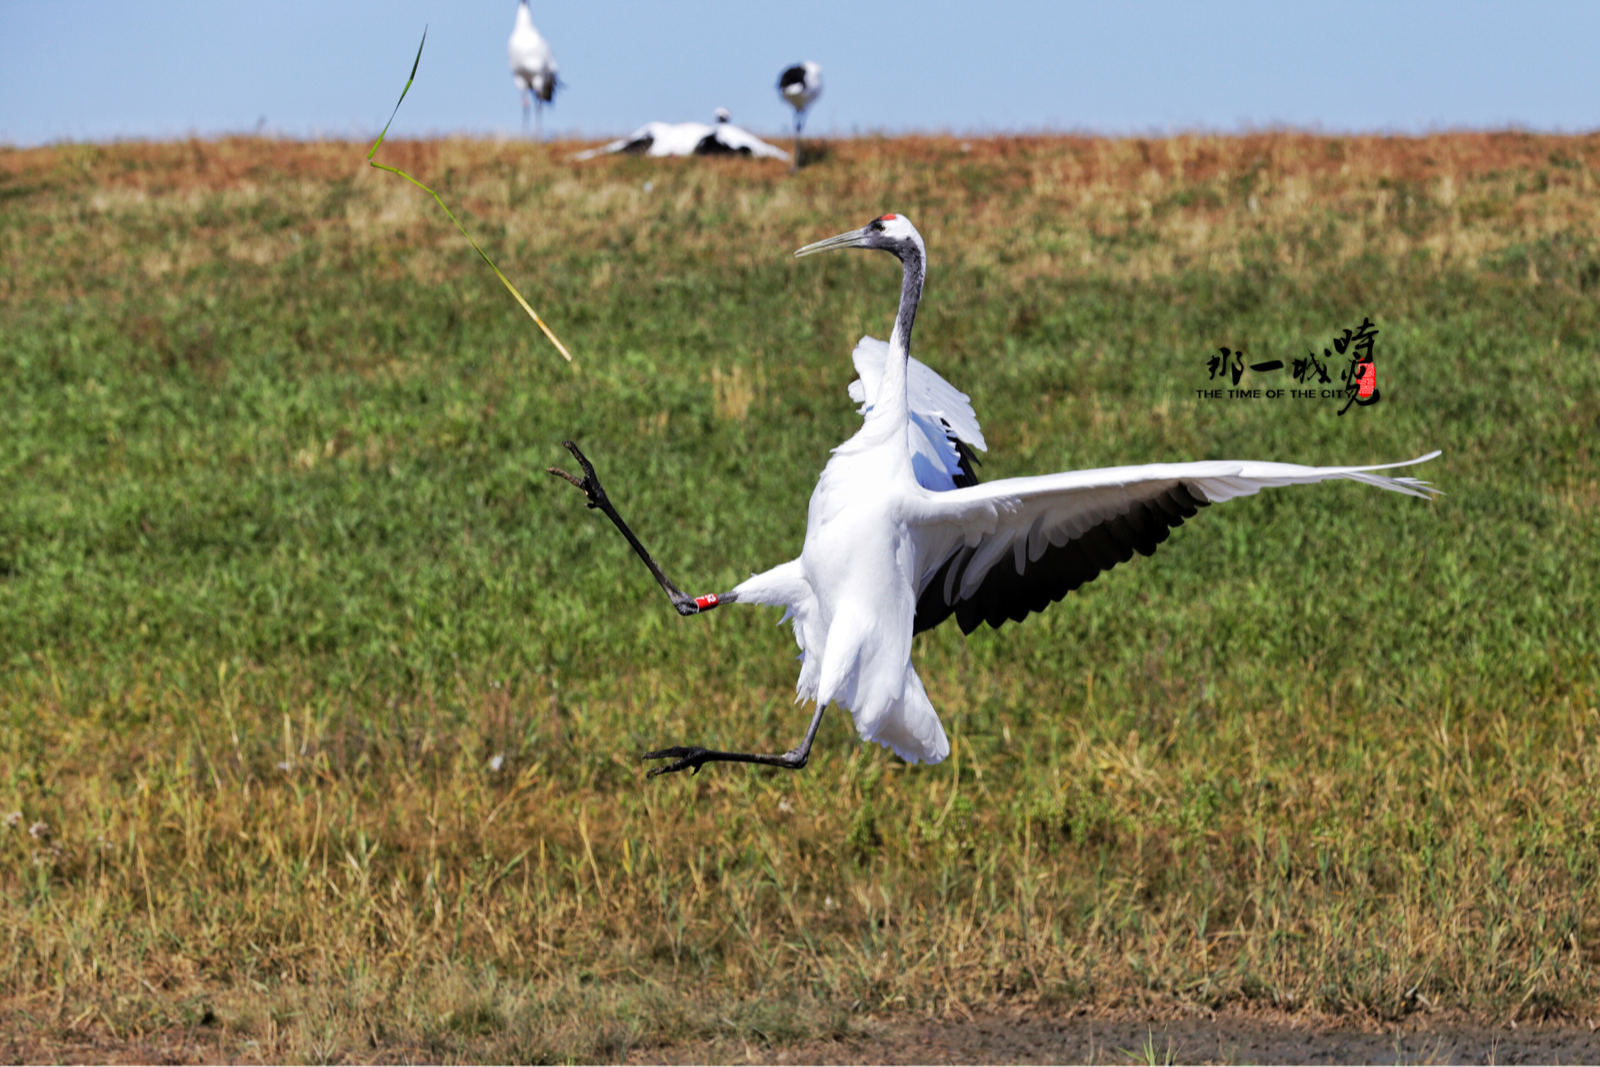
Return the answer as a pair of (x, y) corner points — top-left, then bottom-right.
(1, 132), (1598, 1061)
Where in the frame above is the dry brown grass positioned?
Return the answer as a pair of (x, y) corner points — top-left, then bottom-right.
(5, 673), (1599, 1061)
(9, 130), (1600, 295)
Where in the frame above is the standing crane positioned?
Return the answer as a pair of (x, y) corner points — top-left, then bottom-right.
(509, 0), (559, 139)
(548, 213), (1441, 778)
(777, 61), (823, 171)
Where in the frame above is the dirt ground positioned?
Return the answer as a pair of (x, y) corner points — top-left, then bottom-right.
(4, 1011), (1599, 1064)
(640, 1011), (1600, 1066)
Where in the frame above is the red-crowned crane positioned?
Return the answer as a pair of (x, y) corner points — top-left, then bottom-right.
(509, 0), (559, 138)
(572, 109), (789, 161)
(777, 61), (822, 171)
(549, 214), (1441, 777)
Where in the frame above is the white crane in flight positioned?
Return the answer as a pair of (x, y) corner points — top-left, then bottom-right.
(508, 0), (559, 138)
(777, 61), (822, 171)
(549, 213), (1441, 777)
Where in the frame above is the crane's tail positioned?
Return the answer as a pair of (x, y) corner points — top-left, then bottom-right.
(851, 667), (950, 766)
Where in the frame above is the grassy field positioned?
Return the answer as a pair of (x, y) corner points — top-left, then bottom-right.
(1, 131), (1598, 1062)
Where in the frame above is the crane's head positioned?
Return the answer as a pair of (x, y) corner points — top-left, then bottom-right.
(794, 214), (925, 264)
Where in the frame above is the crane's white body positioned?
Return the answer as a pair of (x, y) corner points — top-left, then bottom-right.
(509, 1), (558, 135)
(728, 216), (1440, 766)
(574, 114), (790, 161)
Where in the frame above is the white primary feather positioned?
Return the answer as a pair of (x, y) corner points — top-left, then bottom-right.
(907, 453), (1442, 606)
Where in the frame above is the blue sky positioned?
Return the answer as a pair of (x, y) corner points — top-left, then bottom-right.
(3, 1), (1598, 145)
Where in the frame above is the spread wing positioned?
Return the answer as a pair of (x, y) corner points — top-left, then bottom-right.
(848, 336), (987, 492)
(697, 123), (790, 160)
(572, 122), (711, 159)
(905, 452), (1442, 634)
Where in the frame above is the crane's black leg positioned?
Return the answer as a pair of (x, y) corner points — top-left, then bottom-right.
(644, 702), (828, 777)
(547, 440), (737, 617)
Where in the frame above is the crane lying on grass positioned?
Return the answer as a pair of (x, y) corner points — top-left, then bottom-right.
(548, 213), (1442, 777)
(572, 110), (789, 160)
(509, 0), (559, 138)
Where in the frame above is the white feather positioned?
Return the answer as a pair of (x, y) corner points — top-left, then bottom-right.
(907, 454), (1443, 603)
(848, 336), (987, 493)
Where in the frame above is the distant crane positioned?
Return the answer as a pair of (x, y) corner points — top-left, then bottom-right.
(777, 61), (822, 171)
(509, 0), (559, 138)
(572, 110), (789, 160)
(549, 213), (1442, 777)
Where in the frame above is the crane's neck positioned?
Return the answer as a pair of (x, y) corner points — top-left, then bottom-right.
(866, 245), (924, 436)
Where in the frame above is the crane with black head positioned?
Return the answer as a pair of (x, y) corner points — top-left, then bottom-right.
(777, 61), (823, 170)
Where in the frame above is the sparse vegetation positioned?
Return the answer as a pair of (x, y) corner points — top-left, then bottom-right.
(1, 132), (1597, 1062)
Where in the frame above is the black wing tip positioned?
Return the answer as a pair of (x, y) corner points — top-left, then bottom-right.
(916, 483), (1206, 636)
(951, 439), (983, 489)
(694, 133), (752, 157)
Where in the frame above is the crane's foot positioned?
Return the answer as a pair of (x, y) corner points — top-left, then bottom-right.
(644, 708), (826, 778)
(643, 744), (809, 777)
(546, 440), (732, 618)
(546, 440), (608, 510)
(643, 746), (716, 777)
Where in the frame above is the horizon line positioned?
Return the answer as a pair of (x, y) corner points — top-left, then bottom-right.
(8, 123), (1600, 150)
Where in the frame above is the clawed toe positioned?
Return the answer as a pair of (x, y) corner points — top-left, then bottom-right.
(643, 745), (713, 777)
(546, 441), (608, 508)
(546, 465), (585, 489)
(641, 743), (812, 777)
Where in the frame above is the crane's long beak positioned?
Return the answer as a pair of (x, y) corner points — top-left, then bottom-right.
(794, 226), (871, 258)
